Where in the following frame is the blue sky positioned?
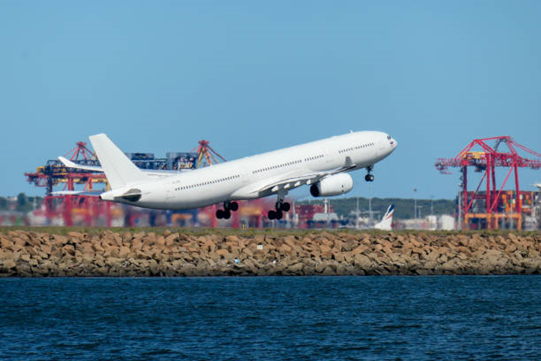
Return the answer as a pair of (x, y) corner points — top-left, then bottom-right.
(1, 1), (540, 200)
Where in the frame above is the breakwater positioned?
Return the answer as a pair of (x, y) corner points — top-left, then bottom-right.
(0, 230), (540, 277)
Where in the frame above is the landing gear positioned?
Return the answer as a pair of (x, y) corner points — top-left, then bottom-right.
(216, 201), (239, 219)
(268, 210), (283, 220)
(228, 201), (239, 212)
(365, 165), (375, 182)
(216, 209), (231, 220)
(268, 199), (290, 220)
(276, 201), (290, 212)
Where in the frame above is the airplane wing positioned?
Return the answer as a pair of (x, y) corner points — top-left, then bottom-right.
(58, 156), (190, 178)
(51, 190), (104, 196)
(233, 157), (357, 198)
(258, 156), (357, 193)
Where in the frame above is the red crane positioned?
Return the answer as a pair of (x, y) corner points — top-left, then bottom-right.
(25, 142), (110, 227)
(191, 140), (226, 168)
(435, 136), (541, 230)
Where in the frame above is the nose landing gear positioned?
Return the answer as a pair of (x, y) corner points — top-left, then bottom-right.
(365, 165), (375, 182)
(216, 201), (239, 219)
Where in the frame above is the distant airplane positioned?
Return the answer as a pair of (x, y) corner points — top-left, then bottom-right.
(59, 131), (398, 219)
(374, 204), (395, 231)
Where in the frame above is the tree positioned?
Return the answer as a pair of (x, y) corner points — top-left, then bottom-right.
(17, 193), (27, 207)
(0, 197), (7, 210)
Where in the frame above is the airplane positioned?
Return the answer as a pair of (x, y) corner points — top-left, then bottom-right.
(374, 204), (395, 231)
(61, 131), (398, 219)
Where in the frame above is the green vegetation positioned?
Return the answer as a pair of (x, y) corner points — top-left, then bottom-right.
(297, 197), (456, 219)
(2, 226), (538, 238)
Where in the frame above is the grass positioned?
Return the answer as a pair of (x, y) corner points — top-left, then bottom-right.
(0, 226), (538, 238)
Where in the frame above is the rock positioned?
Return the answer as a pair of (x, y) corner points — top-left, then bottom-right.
(350, 244), (368, 256)
(0, 230), (539, 277)
(1, 259), (16, 270)
(67, 231), (86, 239)
(353, 254), (373, 269)
(165, 233), (179, 246)
(118, 246), (131, 259)
(62, 245), (76, 257)
(288, 263), (304, 274)
(79, 243), (94, 256)
(20, 254), (31, 263)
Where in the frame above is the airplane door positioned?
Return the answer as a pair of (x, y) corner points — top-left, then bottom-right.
(166, 188), (174, 201)
(376, 140), (385, 158)
(325, 148), (336, 165)
(240, 167), (249, 182)
(166, 181), (177, 201)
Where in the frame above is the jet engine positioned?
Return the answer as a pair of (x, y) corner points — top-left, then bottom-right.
(310, 173), (353, 197)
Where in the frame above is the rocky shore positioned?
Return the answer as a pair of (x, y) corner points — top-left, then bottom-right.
(0, 230), (540, 277)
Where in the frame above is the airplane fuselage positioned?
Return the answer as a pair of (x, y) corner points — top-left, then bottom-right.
(100, 131), (397, 210)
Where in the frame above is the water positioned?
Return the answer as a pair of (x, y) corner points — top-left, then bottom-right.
(1, 276), (540, 360)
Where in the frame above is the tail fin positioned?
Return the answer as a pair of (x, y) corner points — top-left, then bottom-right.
(89, 134), (149, 189)
(374, 204), (394, 230)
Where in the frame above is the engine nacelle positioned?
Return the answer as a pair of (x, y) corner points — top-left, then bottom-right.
(310, 173), (354, 197)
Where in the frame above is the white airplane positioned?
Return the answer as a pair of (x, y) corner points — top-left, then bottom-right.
(63, 131), (398, 219)
(374, 204), (395, 231)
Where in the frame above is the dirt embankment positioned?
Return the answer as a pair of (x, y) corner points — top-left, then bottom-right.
(0, 230), (539, 277)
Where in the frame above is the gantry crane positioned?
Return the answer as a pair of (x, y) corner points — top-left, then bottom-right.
(25, 142), (110, 226)
(191, 140), (226, 168)
(436, 136), (541, 230)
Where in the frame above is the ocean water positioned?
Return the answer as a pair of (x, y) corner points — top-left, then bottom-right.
(0, 276), (540, 360)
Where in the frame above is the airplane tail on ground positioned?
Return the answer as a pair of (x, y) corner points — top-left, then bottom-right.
(374, 204), (394, 230)
(89, 134), (149, 189)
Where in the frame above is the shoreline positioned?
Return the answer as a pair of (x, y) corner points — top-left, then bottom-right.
(1, 230), (539, 277)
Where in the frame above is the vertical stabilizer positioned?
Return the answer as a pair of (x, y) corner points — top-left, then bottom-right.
(89, 134), (149, 189)
(374, 204), (394, 230)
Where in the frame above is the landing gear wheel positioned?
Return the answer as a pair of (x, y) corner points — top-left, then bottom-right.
(275, 211), (283, 220)
(229, 202), (239, 212)
(223, 210), (231, 219)
(276, 201), (290, 212)
(268, 210), (276, 220)
(365, 174), (375, 182)
(216, 209), (224, 219)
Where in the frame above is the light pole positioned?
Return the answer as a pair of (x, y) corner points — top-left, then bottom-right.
(413, 188), (417, 219)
